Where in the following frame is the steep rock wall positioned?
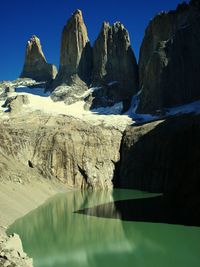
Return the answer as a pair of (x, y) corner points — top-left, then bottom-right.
(0, 113), (123, 190)
(138, 1), (200, 113)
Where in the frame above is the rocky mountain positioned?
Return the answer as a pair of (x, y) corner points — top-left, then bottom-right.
(20, 35), (57, 82)
(51, 10), (138, 111)
(54, 10), (92, 87)
(138, 0), (200, 113)
(90, 22), (138, 110)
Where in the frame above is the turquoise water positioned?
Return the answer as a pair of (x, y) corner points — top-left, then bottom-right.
(7, 189), (200, 267)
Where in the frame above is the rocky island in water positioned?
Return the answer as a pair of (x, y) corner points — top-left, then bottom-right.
(0, 0), (200, 266)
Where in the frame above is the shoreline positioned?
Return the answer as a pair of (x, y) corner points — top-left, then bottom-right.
(0, 179), (70, 266)
(0, 179), (69, 229)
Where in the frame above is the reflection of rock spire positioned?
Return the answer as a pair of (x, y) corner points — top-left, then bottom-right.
(8, 190), (131, 265)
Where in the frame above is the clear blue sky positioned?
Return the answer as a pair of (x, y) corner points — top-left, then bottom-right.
(0, 0), (186, 80)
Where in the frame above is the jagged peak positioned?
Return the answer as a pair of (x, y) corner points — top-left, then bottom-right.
(73, 9), (82, 16)
(27, 35), (41, 45)
(113, 21), (124, 28)
(69, 9), (84, 22)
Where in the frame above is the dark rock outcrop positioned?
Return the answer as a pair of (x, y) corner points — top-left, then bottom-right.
(91, 22), (138, 109)
(138, 1), (200, 113)
(54, 10), (92, 87)
(20, 35), (57, 82)
(116, 114), (200, 225)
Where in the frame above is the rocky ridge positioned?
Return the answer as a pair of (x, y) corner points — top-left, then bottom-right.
(90, 21), (138, 110)
(138, 0), (200, 113)
(49, 10), (138, 110)
(20, 36), (57, 82)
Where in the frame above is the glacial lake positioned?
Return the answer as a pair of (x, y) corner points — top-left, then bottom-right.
(7, 189), (200, 267)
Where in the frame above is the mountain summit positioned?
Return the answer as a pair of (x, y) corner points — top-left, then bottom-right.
(20, 35), (57, 82)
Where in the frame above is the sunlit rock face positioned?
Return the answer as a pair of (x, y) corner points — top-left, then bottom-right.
(52, 10), (138, 111)
(20, 35), (57, 82)
(138, 1), (200, 113)
(54, 10), (92, 87)
(91, 22), (138, 110)
(0, 113), (123, 189)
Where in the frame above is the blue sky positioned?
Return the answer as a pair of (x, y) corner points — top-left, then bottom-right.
(0, 0), (186, 80)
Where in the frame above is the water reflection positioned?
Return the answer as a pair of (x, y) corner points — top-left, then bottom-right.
(7, 190), (200, 267)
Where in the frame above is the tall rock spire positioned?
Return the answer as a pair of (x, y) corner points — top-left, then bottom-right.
(91, 21), (139, 109)
(56, 9), (92, 85)
(20, 35), (57, 82)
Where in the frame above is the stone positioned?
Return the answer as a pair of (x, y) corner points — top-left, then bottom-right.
(20, 35), (57, 82)
(115, 114), (200, 225)
(91, 22), (138, 110)
(0, 113), (123, 190)
(54, 10), (92, 87)
(2, 95), (29, 114)
(138, 1), (200, 113)
(0, 233), (33, 267)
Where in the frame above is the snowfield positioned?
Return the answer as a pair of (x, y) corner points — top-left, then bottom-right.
(0, 87), (132, 131)
(1, 86), (200, 130)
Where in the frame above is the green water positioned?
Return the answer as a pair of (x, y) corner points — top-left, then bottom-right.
(8, 189), (200, 267)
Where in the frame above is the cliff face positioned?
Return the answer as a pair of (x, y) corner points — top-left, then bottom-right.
(0, 113), (123, 190)
(138, 1), (200, 113)
(55, 10), (92, 86)
(91, 22), (138, 108)
(52, 12), (138, 111)
(116, 114), (200, 225)
(20, 35), (57, 82)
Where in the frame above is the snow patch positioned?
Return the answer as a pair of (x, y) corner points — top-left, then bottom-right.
(92, 102), (123, 115)
(0, 88), (132, 131)
(126, 90), (200, 124)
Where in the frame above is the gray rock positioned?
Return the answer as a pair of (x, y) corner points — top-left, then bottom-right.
(92, 22), (138, 110)
(0, 113), (123, 190)
(54, 10), (92, 87)
(0, 233), (33, 267)
(138, 2), (200, 113)
(2, 95), (29, 114)
(20, 35), (57, 82)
